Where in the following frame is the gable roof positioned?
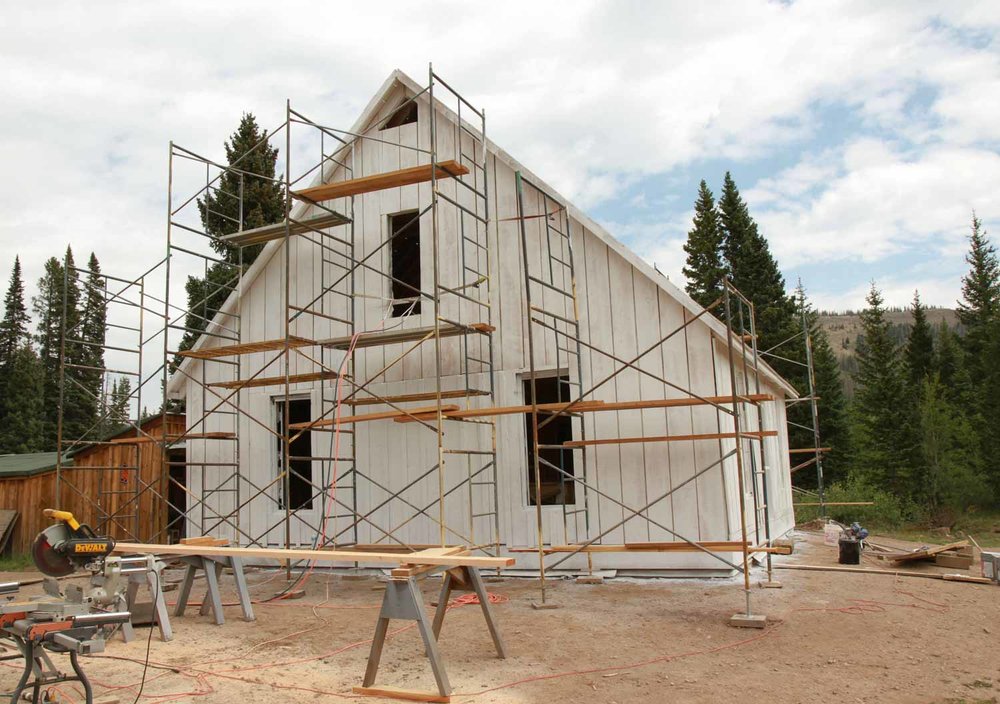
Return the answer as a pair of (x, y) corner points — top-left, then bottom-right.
(168, 70), (797, 398)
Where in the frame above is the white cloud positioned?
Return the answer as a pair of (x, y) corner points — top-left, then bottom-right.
(810, 274), (962, 312)
(0, 0), (999, 314)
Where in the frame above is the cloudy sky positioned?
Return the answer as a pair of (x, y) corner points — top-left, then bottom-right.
(2, 0), (999, 316)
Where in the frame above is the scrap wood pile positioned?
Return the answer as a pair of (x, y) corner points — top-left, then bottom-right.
(867, 539), (975, 569)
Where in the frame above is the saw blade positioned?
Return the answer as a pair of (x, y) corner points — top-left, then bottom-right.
(31, 523), (75, 577)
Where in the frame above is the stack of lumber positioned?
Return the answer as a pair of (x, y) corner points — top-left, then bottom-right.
(876, 539), (974, 569)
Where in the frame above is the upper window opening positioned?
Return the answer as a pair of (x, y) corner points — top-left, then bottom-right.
(381, 101), (418, 130)
(389, 211), (421, 317)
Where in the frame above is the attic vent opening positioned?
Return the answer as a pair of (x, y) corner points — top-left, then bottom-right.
(389, 211), (421, 317)
(380, 100), (418, 130)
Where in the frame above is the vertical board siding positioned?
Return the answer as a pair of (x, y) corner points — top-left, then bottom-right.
(178, 87), (795, 570)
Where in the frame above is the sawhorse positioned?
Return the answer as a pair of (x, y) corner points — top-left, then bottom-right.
(174, 554), (254, 625)
(354, 564), (506, 703)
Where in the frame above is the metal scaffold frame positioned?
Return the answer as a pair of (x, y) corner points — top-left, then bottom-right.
(514, 166), (778, 611)
(54, 257), (173, 541)
(152, 66), (500, 559)
(757, 283), (829, 516)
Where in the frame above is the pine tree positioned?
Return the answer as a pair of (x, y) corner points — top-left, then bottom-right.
(850, 284), (919, 500)
(682, 180), (726, 314)
(957, 213), (999, 383)
(108, 377), (132, 427)
(33, 248), (88, 448)
(0, 257), (43, 453)
(80, 253), (107, 430)
(717, 172), (799, 379)
(904, 291), (934, 388)
(179, 113), (284, 354)
(918, 374), (989, 522)
(33, 256), (67, 449)
(0, 257), (30, 365)
(933, 321), (969, 399)
(0, 345), (45, 453)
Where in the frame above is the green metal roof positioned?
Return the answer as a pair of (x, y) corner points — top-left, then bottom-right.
(0, 452), (72, 479)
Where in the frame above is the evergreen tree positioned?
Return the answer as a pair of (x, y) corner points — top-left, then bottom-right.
(918, 374), (989, 522)
(0, 258), (30, 364)
(717, 172), (799, 378)
(180, 114), (284, 354)
(791, 286), (850, 488)
(32, 249), (87, 448)
(80, 253), (107, 429)
(0, 344), (45, 453)
(980, 320), (1000, 496)
(0, 257), (43, 453)
(956, 213), (999, 383)
(682, 180), (726, 314)
(108, 377), (132, 427)
(33, 256), (67, 449)
(849, 284), (919, 500)
(933, 321), (970, 400)
(904, 291), (934, 388)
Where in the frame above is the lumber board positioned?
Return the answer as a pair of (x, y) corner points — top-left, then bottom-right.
(319, 322), (493, 351)
(219, 210), (351, 247)
(394, 394), (772, 423)
(933, 554), (974, 569)
(176, 336), (314, 360)
(561, 430), (778, 448)
(111, 431), (236, 444)
(788, 447), (832, 454)
(793, 501), (874, 507)
(883, 540), (970, 563)
(353, 685), (450, 703)
(289, 404), (461, 430)
(112, 542), (514, 569)
(774, 563), (992, 584)
(343, 389), (491, 406)
(295, 160), (469, 203)
(207, 370), (344, 390)
(180, 536), (230, 547)
(508, 541), (759, 554)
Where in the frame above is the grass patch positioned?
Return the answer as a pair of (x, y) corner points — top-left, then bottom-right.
(0, 553), (34, 572)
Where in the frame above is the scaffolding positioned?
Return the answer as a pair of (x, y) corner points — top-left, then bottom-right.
(52, 69), (788, 626)
(513, 165), (777, 611)
(757, 284), (829, 516)
(153, 67), (500, 559)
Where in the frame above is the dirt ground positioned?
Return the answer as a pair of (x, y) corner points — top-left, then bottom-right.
(2, 531), (999, 704)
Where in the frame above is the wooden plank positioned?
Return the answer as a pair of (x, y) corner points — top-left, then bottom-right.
(289, 405), (461, 430)
(319, 323), (494, 351)
(353, 685), (449, 703)
(394, 394), (772, 423)
(0, 510), (18, 554)
(180, 536), (230, 546)
(562, 430), (778, 448)
(508, 541), (752, 553)
(883, 540), (970, 564)
(207, 370), (344, 390)
(343, 389), (491, 407)
(177, 336), (314, 360)
(112, 542), (514, 569)
(788, 447), (832, 455)
(793, 501), (874, 507)
(775, 563), (992, 584)
(934, 554), (974, 570)
(295, 160), (470, 203)
(219, 211), (351, 248)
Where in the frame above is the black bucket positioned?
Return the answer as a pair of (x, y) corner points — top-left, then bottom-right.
(838, 537), (861, 565)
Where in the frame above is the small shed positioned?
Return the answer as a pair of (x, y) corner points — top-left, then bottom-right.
(0, 414), (185, 554)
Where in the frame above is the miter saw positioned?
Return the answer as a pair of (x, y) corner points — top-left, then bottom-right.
(1, 509), (133, 703)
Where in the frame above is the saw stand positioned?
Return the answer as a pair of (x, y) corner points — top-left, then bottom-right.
(354, 563), (506, 704)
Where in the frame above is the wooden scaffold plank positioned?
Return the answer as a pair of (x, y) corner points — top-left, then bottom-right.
(176, 336), (314, 360)
(294, 160), (470, 202)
